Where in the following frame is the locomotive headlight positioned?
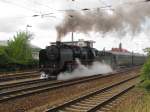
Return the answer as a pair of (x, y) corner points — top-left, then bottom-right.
(53, 64), (56, 68)
(41, 65), (44, 68)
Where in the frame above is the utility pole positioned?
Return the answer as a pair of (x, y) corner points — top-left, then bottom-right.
(26, 25), (32, 33)
(71, 32), (74, 45)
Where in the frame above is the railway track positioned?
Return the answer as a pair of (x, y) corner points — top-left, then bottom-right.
(0, 67), (138, 103)
(0, 67), (139, 90)
(46, 75), (140, 112)
(0, 78), (53, 90)
(0, 71), (40, 82)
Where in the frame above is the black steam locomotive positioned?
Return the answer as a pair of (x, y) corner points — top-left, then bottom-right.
(39, 41), (146, 78)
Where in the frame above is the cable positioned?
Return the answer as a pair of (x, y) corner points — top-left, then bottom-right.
(114, 0), (149, 7)
(29, 0), (58, 11)
(1, 0), (40, 13)
(2, 0), (148, 21)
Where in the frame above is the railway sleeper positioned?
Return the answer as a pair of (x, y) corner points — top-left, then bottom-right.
(80, 100), (98, 104)
(70, 105), (91, 109)
(62, 107), (87, 112)
(99, 107), (111, 111)
(76, 102), (97, 107)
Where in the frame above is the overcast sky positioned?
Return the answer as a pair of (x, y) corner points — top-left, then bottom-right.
(0, 0), (150, 53)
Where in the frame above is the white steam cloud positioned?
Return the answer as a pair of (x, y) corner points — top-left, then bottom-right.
(57, 59), (113, 80)
(56, 1), (150, 41)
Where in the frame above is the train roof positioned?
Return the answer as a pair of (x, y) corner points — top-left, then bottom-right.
(99, 51), (146, 57)
(51, 40), (95, 48)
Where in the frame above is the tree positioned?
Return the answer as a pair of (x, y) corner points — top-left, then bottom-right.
(143, 48), (150, 56)
(6, 31), (33, 65)
(0, 46), (11, 64)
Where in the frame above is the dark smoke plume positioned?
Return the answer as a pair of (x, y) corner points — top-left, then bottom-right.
(56, 1), (150, 41)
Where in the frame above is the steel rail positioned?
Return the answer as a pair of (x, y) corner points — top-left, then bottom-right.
(0, 70), (38, 77)
(0, 66), (138, 90)
(0, 78), (53, 90)
(0, 71), (39, 82)
(46, 75), (139, 112)
(0, 68), (137, 103)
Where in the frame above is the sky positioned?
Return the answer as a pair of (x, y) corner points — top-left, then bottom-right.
(0, 0), (150, 53)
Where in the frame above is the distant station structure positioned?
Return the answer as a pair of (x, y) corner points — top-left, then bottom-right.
(111, 43), (129, 53)
(0, 40), (8, 46)
(51, 39), (95, 48)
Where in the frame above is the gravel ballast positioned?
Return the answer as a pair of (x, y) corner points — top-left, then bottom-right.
(0, 70), (139, 112)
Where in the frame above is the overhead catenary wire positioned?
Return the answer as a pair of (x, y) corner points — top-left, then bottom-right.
(29, 0), (59, 12)
(1, 0), (149, 21)
(112, 0), (150, 7)
(0, 0), (40, 13)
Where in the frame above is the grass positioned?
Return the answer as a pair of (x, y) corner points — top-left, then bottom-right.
(113, 88), (150, 112)
(123, 93), (150, 112)
(118, 57), (150, 111)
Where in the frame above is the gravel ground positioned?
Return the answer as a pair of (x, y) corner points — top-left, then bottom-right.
(0, 70), (139, 112)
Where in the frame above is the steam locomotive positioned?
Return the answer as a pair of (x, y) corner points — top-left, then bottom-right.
(39, 41), (147, 78)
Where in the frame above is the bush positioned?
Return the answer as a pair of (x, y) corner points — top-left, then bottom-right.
(6, 32), (33, 65)
(141, 57), (150, 80)
(0, 31), (39, 72)
(140, 57), (150, 90)
(140, 80), (150, 91)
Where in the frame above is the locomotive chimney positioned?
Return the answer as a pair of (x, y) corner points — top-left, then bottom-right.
(119, 43), (122, 51)
(71, 32), (74, 45)
(56, 41), (61, 46)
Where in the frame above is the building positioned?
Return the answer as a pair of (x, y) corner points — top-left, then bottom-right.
(30, 45), (41, 60)
(0, 40), (8, 46)
(111, 43), (129, 53)
(51, 39), (95, 48)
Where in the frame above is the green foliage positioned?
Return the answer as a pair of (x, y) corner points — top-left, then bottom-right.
(143, 48), (150, 56)
(0, 46), (5, 55)
(140, 80), (150, 91)
(0, 46), (12, 64)
(0, 31), (39, 72)
(140, 57), (150, 90)
(5, 32), (33, 65)
(141, 57), (150, 80)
